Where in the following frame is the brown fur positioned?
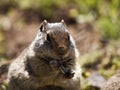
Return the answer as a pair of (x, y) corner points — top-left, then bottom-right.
(8, 20), (81, 90)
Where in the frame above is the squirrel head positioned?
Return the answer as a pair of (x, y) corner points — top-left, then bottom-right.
(39, 20), (71, 56)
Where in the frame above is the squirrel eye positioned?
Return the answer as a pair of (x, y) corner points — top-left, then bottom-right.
(68, 35), (70, 40)
(46, 34), (51, 41)
(66, 35), (70, 41)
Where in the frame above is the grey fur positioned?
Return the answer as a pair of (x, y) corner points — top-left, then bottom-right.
(8, 21), (81, 90)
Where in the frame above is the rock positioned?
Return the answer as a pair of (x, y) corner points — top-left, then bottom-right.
(102, 73), (120, 90)
(87, 72), (107, 89)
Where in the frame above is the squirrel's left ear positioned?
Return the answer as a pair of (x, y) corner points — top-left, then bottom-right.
(61, 19), (64, 23)
(40, 20), (48, 32)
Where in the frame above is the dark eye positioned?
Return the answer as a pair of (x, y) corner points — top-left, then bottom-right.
(46, 34), (51, 41)
(67, 35), (70, 40)
(66, 35), (69, 41)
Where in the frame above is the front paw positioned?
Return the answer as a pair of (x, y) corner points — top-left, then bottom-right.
(64, 70), (75, 79)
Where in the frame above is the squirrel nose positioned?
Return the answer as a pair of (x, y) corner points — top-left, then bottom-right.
(58, 46), (66, 54)
(59, 47), (65, 51)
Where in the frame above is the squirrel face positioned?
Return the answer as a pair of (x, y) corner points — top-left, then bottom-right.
(39, 20), (71, 56)
(47, 30), (70, 55)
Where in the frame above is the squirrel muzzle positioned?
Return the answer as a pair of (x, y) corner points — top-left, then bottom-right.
(57, 46), (67, 55)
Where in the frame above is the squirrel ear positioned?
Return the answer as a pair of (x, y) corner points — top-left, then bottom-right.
(43, 20), (47, 25)
(61, 19), (65, 24)
(40, 20), (48, 32)
(61, 19), (66, 27)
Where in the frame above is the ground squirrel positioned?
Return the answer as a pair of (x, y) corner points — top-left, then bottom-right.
(8, 20), (81, 90)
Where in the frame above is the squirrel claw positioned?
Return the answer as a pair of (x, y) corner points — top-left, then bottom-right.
(64, 70), (75, 79)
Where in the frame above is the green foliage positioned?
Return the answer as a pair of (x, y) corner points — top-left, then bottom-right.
(97, 18), (120, 40)
(0, 80), (8, 90)
(14, 0), (73, 18)
(1, 0), (119, 39)
(0, 30), (5, 54)
(75, 0), (120, 40)
(80, 40), (120, 76)
(78, 50), (102, 66)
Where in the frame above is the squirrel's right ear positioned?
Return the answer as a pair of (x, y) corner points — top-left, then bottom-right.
(61, 19), (66, 27)
(40, 20), (47, 32)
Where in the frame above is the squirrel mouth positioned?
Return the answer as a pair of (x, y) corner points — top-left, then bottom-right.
(58, 52), (65, 55)
(57, 49), (67, 55)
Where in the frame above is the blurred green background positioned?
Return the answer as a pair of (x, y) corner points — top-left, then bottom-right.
(0, 0), (120, 90)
